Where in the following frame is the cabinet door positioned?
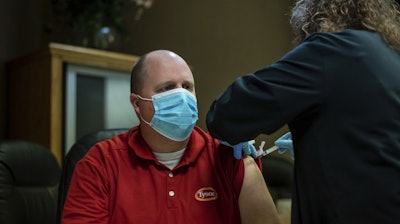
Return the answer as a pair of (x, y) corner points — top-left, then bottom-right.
(65, 64), (139, 153)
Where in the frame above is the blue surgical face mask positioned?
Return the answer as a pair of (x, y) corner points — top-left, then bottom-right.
(137, 88), (198, 141)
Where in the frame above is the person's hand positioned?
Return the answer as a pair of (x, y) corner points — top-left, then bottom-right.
(275, 132), (294, 159)
(219, 140), (258, 159)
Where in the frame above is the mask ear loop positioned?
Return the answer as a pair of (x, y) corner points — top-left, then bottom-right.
(137, 94), (152, 101)
(136, 94), (153, 126)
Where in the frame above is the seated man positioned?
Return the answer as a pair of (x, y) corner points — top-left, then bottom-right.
(61, 50), (280, 224)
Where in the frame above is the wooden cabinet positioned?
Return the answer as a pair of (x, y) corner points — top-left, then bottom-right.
(7, 43), (139, 165)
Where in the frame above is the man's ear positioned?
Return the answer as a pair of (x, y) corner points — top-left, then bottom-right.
(130, 93), (140, 114)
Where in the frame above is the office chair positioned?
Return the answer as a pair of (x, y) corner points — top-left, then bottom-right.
(57, 128), (129, 223)
(0, 140), (60, 224)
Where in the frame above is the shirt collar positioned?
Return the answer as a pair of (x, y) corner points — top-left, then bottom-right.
(127, 126), (208, 168)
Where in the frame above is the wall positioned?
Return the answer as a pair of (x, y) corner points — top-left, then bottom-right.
(123, 0), (293, 148)
(2, 0), (293, 157)
(0, 0), (44, 140)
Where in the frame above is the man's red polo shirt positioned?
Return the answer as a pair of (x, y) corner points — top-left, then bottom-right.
(62, 126), (248, 224)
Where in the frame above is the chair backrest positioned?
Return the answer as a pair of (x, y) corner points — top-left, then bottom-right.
(0, 140), (60, 224)
(261, 156), (294, 203)
(57, 128), (129, 223)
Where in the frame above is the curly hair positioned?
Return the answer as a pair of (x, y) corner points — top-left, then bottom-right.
(290, 0), (400, 51)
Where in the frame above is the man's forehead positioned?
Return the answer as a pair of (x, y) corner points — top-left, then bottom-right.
(142, 69), (193, 84)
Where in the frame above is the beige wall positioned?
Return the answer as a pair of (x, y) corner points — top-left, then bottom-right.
(123, 0), (293, 150)
(2, 0), (292, 157)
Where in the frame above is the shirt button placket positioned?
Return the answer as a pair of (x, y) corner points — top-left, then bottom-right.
(167, 171), (176, 208)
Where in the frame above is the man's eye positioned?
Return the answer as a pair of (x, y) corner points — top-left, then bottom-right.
(183, 85), (193, 91)
(160, 86), (173, 92)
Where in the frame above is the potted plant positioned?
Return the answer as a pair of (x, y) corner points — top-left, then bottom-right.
(51, 0), (153, 50)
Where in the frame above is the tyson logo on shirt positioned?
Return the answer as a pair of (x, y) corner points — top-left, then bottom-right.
(195, 187), (218, 201)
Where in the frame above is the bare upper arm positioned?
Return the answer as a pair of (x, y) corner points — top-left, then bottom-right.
(238, 156), (281, 224)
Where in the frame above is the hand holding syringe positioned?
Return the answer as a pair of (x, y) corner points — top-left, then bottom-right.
(220, 132), (293, 160)
(255, 132), (294, 159)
